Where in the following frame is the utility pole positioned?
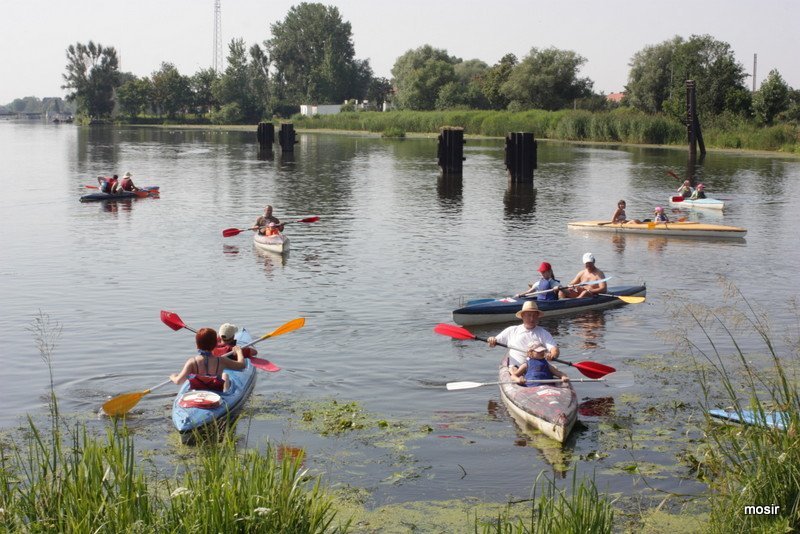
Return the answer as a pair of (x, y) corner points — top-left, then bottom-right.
(213, 0), (223, 73)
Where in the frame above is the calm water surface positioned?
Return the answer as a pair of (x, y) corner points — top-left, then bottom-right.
(2, 121), (799, 506)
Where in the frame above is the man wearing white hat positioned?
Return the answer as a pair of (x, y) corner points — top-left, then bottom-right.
(487, 300), (559, 368)
(114, 171), (139, 193)
(557, 252), (607, 299)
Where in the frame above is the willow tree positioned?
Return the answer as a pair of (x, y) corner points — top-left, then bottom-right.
(62, 41), (119, 118)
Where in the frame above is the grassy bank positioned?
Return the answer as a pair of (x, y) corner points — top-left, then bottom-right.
(286, 109), (800, 154)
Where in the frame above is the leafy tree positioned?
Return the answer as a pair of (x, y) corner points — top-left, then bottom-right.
(190, 68), (219, 115)
(62, 41), (120, 118)
(150, 63), (191, 118)
(266, 2), (368, 104)
(116, 77), (153, 117)
(212, 39), (267, 123)
(365, 77), (392, 109)
(500, 47), (593, 110)
(481, 54), (517, 110)
(391, 45), (459, 110)
(753, 69), (791, 125)
(625, 38), (680, 113)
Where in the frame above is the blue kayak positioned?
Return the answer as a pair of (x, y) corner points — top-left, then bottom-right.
(708, 408), (789, 430)
(452, 285), (646, 326)
(171, 327), (257, 442)
(80, 186), (159, 202)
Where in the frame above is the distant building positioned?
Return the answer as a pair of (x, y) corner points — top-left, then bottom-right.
(606, 92), (625, 104)
(299, 104), (342, 116)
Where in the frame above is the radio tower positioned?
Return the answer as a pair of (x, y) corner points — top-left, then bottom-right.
(213, 0), (223, 73)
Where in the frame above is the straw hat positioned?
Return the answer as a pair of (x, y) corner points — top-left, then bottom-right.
(124, 172), (132, 177)
(515, 300), (542, 319)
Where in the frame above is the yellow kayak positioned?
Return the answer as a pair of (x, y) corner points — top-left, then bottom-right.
(568, 220), (746, 238)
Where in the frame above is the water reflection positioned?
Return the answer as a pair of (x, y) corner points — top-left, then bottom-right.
(254, 246), (287, 276)
(222, 244), (240, 255)
(257, 146), (274, 161)
(437, 175), (462, 209)
(504, 182), (536, 218)
(100, 198), (134, 213)
(611, 234), (626, 255)
(578, 396), (615, 417)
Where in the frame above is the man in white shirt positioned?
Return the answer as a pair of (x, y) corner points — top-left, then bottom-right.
(487, 300), (559, 367)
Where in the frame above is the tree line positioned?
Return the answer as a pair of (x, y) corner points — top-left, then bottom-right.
(59, 2), (799, 128)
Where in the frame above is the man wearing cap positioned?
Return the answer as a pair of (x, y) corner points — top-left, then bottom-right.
(213, 323), (258, 360)
(487, 300), (559, 368)
(515, 261), (560, 300)
(557, 252), (607, 299)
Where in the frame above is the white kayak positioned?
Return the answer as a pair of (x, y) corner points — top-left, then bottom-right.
(253, 232), (289, 254)
(668, 195), (725, 210)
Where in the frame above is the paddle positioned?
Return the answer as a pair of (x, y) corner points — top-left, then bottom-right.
(596, 293), (645, 304)
(446, 378), (608, 391)
(222, 216), (320, 237)
(102, 317), (305, 416)
(433, 323), (615, 379)
(513, 276), (613, 299)
(160, 310), (287, 372)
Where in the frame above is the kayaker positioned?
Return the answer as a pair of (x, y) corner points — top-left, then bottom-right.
(170, 327), (246, 392)
(213, 323), (258, 360)
(508, 344), (569, 386)
(253, 205), (285, 236)
(97, 175), (117, 193)
(115, 171), (139, 192)
(653, 206), (669, 222)
(689, 183), (706, 200)
(515, 261), (560, 300)
(487, 300), (559, 368)
(610, 199), (641, 224)
(557, 253), (607, 299)
(677, 180), (693, 198)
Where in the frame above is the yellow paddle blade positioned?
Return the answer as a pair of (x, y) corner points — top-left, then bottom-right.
(102, 390), (149, 417)
(617, 295), (646, 304)
(261, 317), (305, 340)
(647, 221), (656, 229)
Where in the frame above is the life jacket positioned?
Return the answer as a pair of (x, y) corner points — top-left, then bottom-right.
(524, 358), (554, 383)
(120, 177), (134, 191)
(212, 339), (255, 360)
(533, 278), (560, 301)
(107, 178), (118, 193)
(187, 351), (225, 392)
(99, 179), (111, 193)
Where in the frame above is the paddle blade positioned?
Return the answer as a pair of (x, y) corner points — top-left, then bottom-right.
(85, 185), (99, 189)
(134, 190), (150, 198)
(603, 371), (635, 388)
(102, 390), (148, 416)
(446, 381), (487, 390)
(222, 228), (244, 237)
(298, 216), (319, 223)
(262, 317), (305, 340)
(160, 310), (187, 331)
(571, 361), (616, 379)
(434, 323), (476, 340)
(616, 295), (646, 304)
(667, 170), (681, 180)
(671, 196), (684, 202)
(249, 356), (281, 372)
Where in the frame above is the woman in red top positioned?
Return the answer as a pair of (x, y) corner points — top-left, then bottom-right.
(170, 327), (246, 392)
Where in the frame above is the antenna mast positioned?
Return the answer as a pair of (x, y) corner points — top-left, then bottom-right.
(213, 0), (223, 73)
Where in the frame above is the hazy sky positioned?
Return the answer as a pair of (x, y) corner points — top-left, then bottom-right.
(3, 0), (798, 105)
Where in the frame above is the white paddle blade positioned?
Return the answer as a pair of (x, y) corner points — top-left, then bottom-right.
(603, 371), (635, 388)
(446, 381), (489, 390)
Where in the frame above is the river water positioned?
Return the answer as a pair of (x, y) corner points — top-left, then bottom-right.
(1, 121), (799, 508)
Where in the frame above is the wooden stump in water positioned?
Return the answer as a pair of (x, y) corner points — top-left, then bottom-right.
(437, 127), (466, 175)
(278, 123), (298, 152)
(505, 132), (537, 184)
(257, 122), (275, 148)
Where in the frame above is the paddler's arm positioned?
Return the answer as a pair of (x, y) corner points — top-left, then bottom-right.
(225, 346), (247, 371)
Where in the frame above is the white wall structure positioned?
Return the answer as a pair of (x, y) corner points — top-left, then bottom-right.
(299, 104), (342, 116)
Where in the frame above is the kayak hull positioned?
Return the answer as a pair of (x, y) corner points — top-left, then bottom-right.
(453, 285), (646, 326)
(498, 360), (577, 443)
(171, 328), (257, 443)
(568, 220), (746, 238)
(253, 233), (289, 254)
(80, 186), (159, 202)
(668, 196), (725, 210)
(708, 408), (788, 430)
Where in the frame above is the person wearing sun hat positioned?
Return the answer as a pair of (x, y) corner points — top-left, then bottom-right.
(557, 252), (607, 299)
(487, 300), (559, 368)
(689, 183), (707, 200)
(515, 261), (560, 300)
(213, 322), (258, 360)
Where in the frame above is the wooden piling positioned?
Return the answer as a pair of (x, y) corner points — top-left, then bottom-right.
(437, 127), (466, 175)
(257, 122), (275, 147)
(505, 132), (537, 184)
(686, 80), (706, 158)
(278, 123), (298, 151)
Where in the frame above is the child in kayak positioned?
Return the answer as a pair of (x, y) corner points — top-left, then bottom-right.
(653, 206), (669, 222)
(508, 343), (570, 386)
(515, 261), (560, 300)
(213, 323), (258, 360)
(170, 327), (246, 392)
(689, 183), (706, 200)
(677, 180), (693, 198)
(253, 205), (285, 236)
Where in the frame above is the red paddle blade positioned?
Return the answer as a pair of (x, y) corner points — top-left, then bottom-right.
(160, 310), (186, 331)
(85, 185), (99, 189)
(299, 216), (319, 223)
(134, 190), (150, 198)
(572, 361), (615, 379)
(249, 356), (281, 372)
(667, 170), (681, 180)
(222, 228), (244, 237)
(434, 323), (476, 340)
(671, 196), (684, 202)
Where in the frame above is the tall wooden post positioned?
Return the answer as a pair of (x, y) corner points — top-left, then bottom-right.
(505, 132), (537, 184)
(437, 127), (466, 175)
(686, 80), (706, 158)
(278, 123), (298, 152)
(257, 122), (275, 147)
